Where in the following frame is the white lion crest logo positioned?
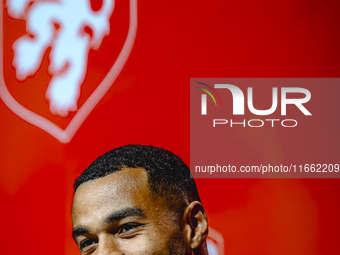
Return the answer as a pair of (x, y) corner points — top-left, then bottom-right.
(6, 0), (115, 117)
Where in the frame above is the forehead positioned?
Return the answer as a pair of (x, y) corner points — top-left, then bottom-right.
(72, 167), (153, 225)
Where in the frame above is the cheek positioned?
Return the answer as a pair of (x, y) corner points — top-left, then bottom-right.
(118, 231), (174, 255)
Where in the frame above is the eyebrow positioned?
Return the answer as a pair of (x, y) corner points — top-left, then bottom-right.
(105, 207), (145, 224)
(72, 207), (145, 242)
(72, 226), (90, 242)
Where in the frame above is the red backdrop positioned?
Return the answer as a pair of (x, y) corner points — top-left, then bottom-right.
(1, 1), (340, 254)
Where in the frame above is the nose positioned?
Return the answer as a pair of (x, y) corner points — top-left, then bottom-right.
(95, 235), (124, 255)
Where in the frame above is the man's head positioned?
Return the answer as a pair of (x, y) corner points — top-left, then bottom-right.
(72, 145), (209, 255)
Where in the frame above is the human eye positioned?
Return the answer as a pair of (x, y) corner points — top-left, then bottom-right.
(117, 223), (142, 236)
(79, 238), (97, 251)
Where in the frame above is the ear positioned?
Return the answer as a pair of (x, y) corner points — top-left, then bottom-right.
(182, 201), (208, 250)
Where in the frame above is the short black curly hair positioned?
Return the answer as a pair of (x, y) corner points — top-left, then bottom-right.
(74, 145), (201, 216)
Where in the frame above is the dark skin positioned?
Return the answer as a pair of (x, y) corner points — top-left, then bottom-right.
(72, 167), (209, 255)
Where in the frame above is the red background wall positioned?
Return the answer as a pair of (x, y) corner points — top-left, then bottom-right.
(1, 1), (340, 254)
